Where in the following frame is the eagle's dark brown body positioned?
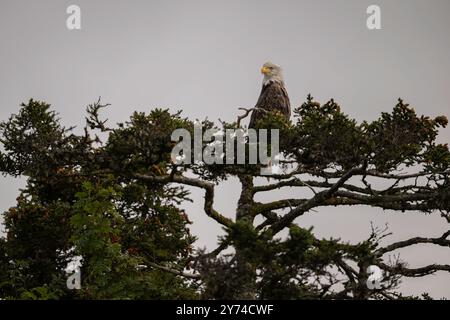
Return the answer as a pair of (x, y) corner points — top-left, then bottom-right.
(249, 80), (291, 128)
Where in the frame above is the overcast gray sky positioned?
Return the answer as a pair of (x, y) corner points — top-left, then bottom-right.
(1, 0), (449, 298)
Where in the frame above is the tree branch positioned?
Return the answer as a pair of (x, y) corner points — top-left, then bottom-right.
(148, 262), (200, 279)
(267, 167), (364, 234)
(376, 230), (450, 255)
(131, 172), (233, 228)
(236, 107), (255, 127)
(379, 262), (450, 277)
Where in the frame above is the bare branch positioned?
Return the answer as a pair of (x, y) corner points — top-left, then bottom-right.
(148, 262), (200, 279)
(236, 107), (254, 127)
(376, 230), (450, 255)
(365, 170), (450, 180)
(131, 172), (233, 228)
(85, 97), (112, 132)
(379, 262), (450, 277)
(267, 166), (364, 234)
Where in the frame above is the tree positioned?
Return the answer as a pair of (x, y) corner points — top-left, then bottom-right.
(0, 96), (449, 299)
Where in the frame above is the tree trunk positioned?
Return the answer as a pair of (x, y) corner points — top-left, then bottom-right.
(234, 175), (257, 299)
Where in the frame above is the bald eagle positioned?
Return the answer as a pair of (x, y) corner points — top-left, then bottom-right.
(249, 62), (291, 128)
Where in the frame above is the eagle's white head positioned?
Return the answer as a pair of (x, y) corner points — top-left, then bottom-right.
(261, 61), (284, 86)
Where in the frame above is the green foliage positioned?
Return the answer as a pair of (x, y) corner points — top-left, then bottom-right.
(0, 99), (88, 179)
(69, 181), (196, 299)
(0, 101), (197, 299)
(362, 99), (448, 172)
(105, 109), (192, 173)
(0, 97), (449, 300)
(289, 96), (364, 170)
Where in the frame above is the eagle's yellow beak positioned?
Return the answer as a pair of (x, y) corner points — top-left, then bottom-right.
(261, 66), (270, 75)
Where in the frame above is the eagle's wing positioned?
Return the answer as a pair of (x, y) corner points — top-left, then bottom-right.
(249, 81), (291, 128)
